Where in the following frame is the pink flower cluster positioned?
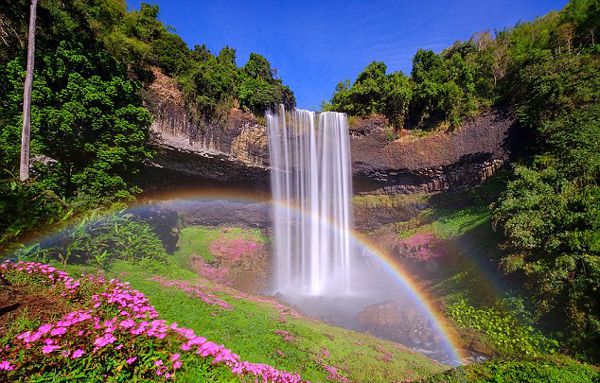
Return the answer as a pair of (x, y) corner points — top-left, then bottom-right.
(0, 261), (80, 295)
(274, 330), (295, 343)
(151, 276), (232, 310)
(209, 237), (262, 263)
(0, 261), (307, 383)
(193, 262), (231, 285)
(322, 365), (350, 383)
(395, 232), (442, 260)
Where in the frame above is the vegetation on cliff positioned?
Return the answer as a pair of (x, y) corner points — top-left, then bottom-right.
(332, 0), (600, 362)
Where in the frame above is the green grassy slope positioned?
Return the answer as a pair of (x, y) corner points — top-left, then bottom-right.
(103, 223), (447, 382)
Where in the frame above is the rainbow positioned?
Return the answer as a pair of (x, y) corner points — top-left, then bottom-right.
(350, 232), (465, 364)
(139, 189), (466, 364)
(10, 188), (467, 364)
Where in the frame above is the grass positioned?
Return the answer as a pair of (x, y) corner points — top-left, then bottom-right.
(387, 205), (491, 241)
(104, 254), (446, 383)
(48, 224), (447, 382)
(426, 206), (491, 239)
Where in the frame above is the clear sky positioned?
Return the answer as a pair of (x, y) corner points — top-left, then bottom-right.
(127, 0), (568, 110)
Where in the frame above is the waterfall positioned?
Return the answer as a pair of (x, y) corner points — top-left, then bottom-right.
(267, 105), (353, 296)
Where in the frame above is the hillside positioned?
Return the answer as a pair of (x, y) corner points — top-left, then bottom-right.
(1, 0), (600, 382)
(0, 256), (445, 382)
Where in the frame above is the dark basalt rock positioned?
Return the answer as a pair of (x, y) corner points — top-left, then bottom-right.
(349, 109), (517, 194)
(143, 70), (519, 194)
(169, 200), (272, 228)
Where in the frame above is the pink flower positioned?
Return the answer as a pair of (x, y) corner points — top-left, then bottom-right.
(71, 349), (85, 359)
(0, 360), (14, 371)
(93, 334), (116, 348)
(50, 327), (67, 336)
(42, 344), (59, 354)
(170, 353), (180, 361)
(126, 357), (137, 365)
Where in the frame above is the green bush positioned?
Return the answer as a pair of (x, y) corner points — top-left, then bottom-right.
(0, 178), (71, 248)
(420, 356), (599, 383)
(15, 213), (168, 269)
(446, 298), (558, 357)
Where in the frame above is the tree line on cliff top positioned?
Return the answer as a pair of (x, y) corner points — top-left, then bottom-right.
(328, 0), (600, 361)
(327, 0), (599, 131)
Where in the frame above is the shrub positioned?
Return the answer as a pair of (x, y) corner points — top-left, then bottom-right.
(420, 356), (599, 383)
(446, 298), (558, 357)
(15, 213), (168, 269)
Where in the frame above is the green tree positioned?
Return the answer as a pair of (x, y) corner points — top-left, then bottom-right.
(494, 60), (600, 358)
(328, 61), (412, 127)
(1, 41), (153, 200)
(238, 53), (296, 114)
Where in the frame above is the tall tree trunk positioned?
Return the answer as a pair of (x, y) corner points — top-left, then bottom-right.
(19, 0), (38, 182)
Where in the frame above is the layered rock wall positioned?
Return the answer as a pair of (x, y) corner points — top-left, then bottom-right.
(143, 70), (518, 193)
(143, 68), (269, 181)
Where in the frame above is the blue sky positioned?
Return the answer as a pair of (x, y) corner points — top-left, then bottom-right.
(127, 0), (567, 110)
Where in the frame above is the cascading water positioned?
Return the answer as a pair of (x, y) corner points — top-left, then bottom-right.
(267, 105), (353, 296)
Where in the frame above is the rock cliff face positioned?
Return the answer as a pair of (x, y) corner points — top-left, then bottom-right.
(143, 68), (269, 182)
(143, 69), (518, 193)
(348, 111), (515, 194)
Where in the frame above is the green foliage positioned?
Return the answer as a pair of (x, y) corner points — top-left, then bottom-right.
(447, 298), (559, 357)
(328, 0), (599, 131)
(410, 49), (481, 128)
(238, 53), (296, 115)
(0, 179), (72, 248)
(420, 356), (599, 383)
(328, 39), (494, 129)
(16, 213), (168, 269)
(494, 82), (600, 359)
(328, 61), (412, 128)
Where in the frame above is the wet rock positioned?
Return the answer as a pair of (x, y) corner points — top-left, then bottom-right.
(170, 200), (271, 228)
(356, 301), (440, 353)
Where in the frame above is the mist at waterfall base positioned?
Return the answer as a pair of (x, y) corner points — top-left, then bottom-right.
(266, 107), (458, 365)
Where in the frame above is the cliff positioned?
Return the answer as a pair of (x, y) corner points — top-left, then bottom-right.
(143, 69), (519, 194)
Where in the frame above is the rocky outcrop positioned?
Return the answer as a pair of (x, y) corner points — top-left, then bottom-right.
(143, 69), (518, 193)
(143, 68), (269, 181)
(349, 110), (516, 194)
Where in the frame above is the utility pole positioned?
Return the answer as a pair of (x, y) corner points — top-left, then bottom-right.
(19, 0), (38, 181)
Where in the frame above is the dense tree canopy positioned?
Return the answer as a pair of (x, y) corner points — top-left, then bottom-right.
(329, 0), (600, 360)
(0, 0), (295, 246)
(326, 61), (412, 127)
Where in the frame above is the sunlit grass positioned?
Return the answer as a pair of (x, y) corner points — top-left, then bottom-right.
(108, 260), (446, 383)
